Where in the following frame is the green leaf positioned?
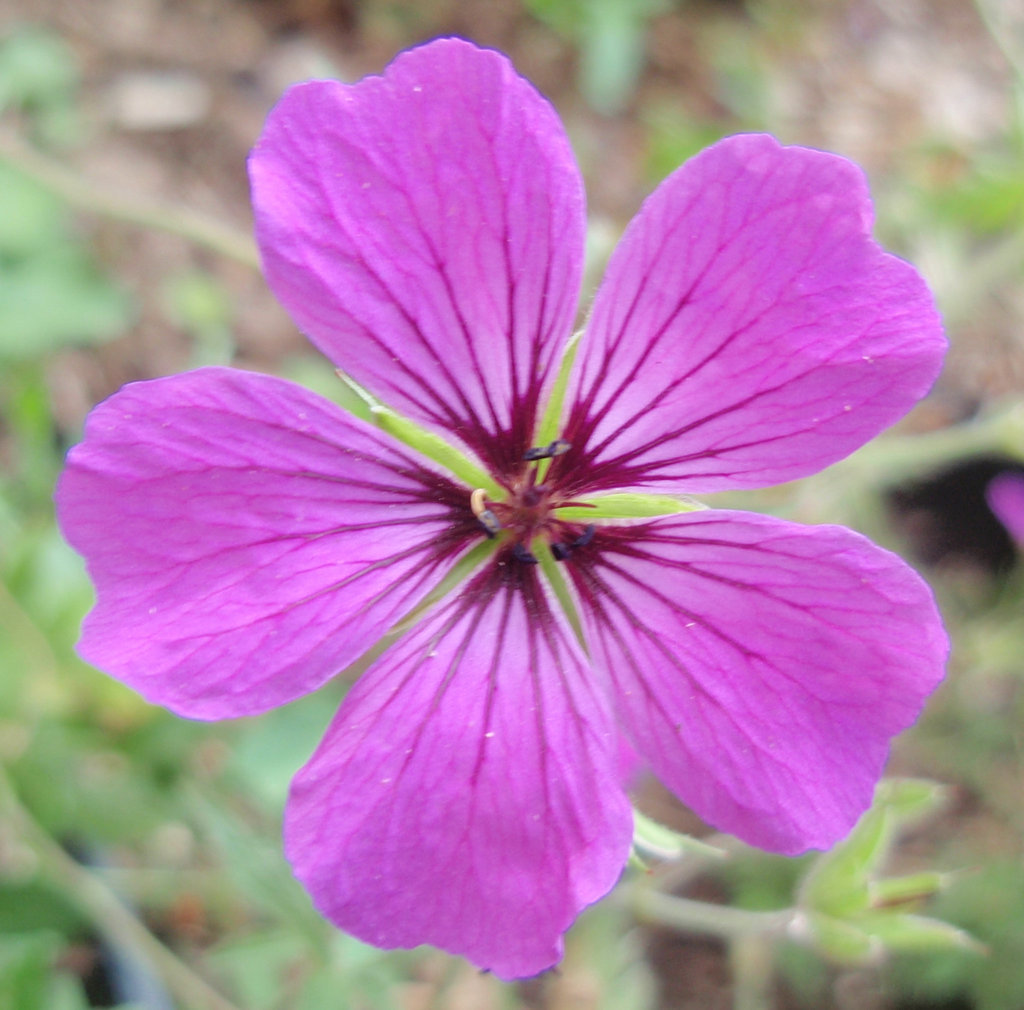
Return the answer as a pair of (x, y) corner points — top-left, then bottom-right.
(185, 785), (329, 950)
(0, 28), (81, 146)
(162, 271), (234, 366)
(0, 931), (64, 1010)
(578, 0), (665, 114)
(931, 158), (1024, 233)
(0, 882), (86, 935)
(0, 166), (65, 256)
(524, 0), (666, 113)
(295, 933), (408, 1010)
(560, 901), (656, 1010)
(0, 29), (77, 113)
(38, 975), (89, 1010)
(0, 248), (130, 358)
(10, 719), (179, 843)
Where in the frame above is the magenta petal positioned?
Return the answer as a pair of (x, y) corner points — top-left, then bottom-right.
(560, 134), (945, 494)
(56, 368), (476, 719)
(987, 472), (1024, 544)
(249, 38), (585, 476)
(286, 561), (632, 979)
(567, 511), (948, 853)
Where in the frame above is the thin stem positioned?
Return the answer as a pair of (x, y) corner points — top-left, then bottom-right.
(0, 129), (260, 269)
(730, 933), (776, 1010)
(631, 887), (793, 940)
(0, 764), (242, 1010)
(833, 398), (1024, 487)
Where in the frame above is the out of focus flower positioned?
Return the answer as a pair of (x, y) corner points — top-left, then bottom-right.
(987, 471), (1024, 544)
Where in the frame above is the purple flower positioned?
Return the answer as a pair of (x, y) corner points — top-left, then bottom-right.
(57, 39), (948, 979)
(987, 472), (1024, 544)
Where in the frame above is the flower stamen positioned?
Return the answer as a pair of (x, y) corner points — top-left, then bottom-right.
(523, 439), (571, 461)
(470, 487), (502, 538)
(550, 523), (596, 562)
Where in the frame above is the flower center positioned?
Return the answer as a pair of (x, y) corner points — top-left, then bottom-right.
(469, 440), (595, 564)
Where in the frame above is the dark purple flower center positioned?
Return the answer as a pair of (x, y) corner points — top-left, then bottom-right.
(471, 440), (597, 564)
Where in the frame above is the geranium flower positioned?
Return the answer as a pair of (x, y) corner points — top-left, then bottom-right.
(57, 38), (948, 979)
(987, 471), (1024, 545)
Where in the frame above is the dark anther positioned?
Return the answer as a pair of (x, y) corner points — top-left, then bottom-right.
(512, 542), (539, 564)
(477, 509), (501, 538)
(523, 439), (572, 461)
(551, 524), (596, 562)
(573, 524), (596, 549)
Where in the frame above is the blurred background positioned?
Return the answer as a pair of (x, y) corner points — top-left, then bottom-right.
(1, 1), (1023, 1008)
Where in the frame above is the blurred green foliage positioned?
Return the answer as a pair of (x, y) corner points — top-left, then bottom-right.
(0, 26), (80, 146)
(526, 0), (669, 114)
(0, 166), (130, 360)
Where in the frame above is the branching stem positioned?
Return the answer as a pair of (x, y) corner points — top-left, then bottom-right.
(0, 130), (259, 269)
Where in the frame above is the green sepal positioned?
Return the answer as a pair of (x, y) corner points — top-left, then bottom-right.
(802, 908), (983, 964)
(558, 493), (705, 521)
(857, 912), (986, 956)
(799, 779), (947, 919)
(868, 871), (947, 911)
(632, 808), (727, 863)
(332, 368), (501, 495)
(874, 778), (948, 823)
(372, 406), (501, 495)
(799, 806), (888, 918)
(533, 330), (582, 453)
(536, 541), (586, 651)
(802, 913), (881, 965)
(388, 539), (498, 637)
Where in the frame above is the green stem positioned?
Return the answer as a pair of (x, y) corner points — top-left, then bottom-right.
(0, 129), (259, 269)
(0, 765), (242, 1010)
(730, 933), (776, 1010)
(833, 399), (1024, 487)
(631, 887), (793, 940)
